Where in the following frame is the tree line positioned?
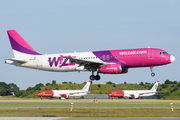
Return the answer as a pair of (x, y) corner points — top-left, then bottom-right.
(0, 82), (19, 96)
(0, 79), (179, 98)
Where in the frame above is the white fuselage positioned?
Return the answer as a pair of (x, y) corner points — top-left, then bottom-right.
(124, 90), (156, 98)
(52, 90), (88, 97)
(8, 51), (101, 72)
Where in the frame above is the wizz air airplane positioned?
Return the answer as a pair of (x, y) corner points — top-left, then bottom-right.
(5, 30), (175, 80)
(108, 81), (162, 99)
(37, 80), (91, 99)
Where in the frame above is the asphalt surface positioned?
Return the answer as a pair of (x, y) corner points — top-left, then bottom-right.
(1, 102), (180, 104)
(0, 117), (180, 120)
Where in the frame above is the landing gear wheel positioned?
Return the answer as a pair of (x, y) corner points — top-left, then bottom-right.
(150, 66), (155, 77)
(90, 75), (95, 80)
(151, 72), (155, 77)
(95, 75), (100, 80)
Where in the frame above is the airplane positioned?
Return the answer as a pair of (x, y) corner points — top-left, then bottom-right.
(5, 30), (175, 80)
(108, 81), (163, 99)
(37, 80), (91, 99)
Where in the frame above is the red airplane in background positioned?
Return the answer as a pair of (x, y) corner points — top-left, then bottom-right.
(108, 81), (162, 99)
(37, 80), (91, 99)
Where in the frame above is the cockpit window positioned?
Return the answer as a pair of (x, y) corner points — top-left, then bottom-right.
(159, 52), (168, 55)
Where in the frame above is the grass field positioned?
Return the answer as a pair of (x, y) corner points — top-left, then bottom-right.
(1, 98), (180, 103)
(0, 99), (180, 117)
(0, 107), (179, 117)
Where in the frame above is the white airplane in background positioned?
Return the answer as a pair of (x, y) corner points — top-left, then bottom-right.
(108, 81), (163, 99)
(37, 80), (91, 99)
(5, 30), (175, 80)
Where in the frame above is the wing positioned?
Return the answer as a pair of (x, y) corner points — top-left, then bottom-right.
(69, 91), (89, 95)
(65, 56), (109, 70)
(59, 91), (90, 97)
(139, 91), (166, 95)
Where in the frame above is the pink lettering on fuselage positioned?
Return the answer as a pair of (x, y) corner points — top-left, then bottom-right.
(59, 55), (65, 68)
(48, 55), (76, 67)
(119, 50), (147, 55)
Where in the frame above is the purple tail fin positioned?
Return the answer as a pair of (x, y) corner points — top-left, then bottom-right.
(7, 30), (41, 57)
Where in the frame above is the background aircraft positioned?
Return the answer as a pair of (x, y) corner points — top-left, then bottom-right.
(108, 81), (163, 99)
(6, 30), (175, 80)
(37, 80), (91, 99)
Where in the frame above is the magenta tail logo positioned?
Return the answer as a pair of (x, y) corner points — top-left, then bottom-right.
(48, 55), (76, 67)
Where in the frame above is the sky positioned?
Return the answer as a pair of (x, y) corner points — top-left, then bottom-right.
(0, 0), (179, 90)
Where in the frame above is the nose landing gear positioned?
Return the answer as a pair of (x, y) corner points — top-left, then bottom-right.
(150, 66), (155, 77)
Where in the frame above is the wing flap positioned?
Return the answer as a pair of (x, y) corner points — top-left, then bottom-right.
(65, 56), (105, 65)
(65, 56), (111, 70)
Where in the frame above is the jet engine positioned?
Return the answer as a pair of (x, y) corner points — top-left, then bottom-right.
(97, 64), (128, 74)
(62, 94), (69, 99)
(131, 94), (139, 99)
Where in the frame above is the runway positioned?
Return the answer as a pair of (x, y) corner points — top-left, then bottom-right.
(0, 117), (180, 120)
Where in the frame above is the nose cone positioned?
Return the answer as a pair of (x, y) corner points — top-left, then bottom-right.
(37, 93), (41, 97)
(170, 55), (175, 63)
(108, 93), (112, 97)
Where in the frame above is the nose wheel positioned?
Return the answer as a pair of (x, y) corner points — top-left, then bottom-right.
(150, 66), (155, 77)
(151, 72), (155, 77)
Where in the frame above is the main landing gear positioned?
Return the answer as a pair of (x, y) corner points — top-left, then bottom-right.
(90, 71), (101, 80)
(150, 66), (155, 77)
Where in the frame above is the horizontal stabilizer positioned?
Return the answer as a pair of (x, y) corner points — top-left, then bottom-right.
(5, 58), (27, 64)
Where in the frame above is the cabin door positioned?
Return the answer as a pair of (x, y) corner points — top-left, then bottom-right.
(37, 57), (42, 67)
(148, 50), (154, 60)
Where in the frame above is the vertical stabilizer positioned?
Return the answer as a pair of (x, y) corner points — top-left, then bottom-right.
(82, 80), (91, 92)
(7, 30), (41, 58)
(150, 81), (159, 92)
